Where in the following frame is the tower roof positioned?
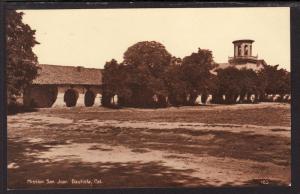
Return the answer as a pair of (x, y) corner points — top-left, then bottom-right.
(232, 39), (254, 44)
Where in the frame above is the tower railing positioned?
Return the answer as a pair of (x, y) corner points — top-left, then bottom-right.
(228, 55), (258, 61)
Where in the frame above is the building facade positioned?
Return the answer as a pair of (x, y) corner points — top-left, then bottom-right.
(23, 65), (103, 108)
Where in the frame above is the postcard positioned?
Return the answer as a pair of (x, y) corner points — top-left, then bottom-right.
(5, 6), (291, 190)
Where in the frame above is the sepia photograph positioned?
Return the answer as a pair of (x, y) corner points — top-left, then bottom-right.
(5, 7), (291, 189)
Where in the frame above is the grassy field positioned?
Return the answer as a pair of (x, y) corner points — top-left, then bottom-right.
(7, 103), (291, 189)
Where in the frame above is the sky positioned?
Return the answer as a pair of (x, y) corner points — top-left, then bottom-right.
(20, 7), (290, 70)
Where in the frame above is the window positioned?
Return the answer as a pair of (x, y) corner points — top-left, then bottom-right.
(244, 45), (248, 56)
(238, 45), (241, 56)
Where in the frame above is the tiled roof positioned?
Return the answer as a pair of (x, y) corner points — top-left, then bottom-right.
(32, 64), (102, 85)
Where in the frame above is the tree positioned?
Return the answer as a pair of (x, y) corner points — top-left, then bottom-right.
(215, 67), (242, 104)
(180, 48), (216, 105)
(257, 64), (290, 101)
(214, 67), (261, 104)
(163, 57), (188, 106)
(122, 41), (172, 107)
(123, 41), (172, 73)
(101, 59), (133, 107)
(102, 59), (121, 106)
(6, 10), (39, 104)
(239, 68), (259, 103)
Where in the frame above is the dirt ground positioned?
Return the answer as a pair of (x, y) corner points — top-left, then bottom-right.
(7, 102), (291, 189)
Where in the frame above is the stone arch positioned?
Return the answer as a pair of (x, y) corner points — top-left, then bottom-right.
(84, 90), (96, 107)
(64, 89), (79, 107)
(24, 85), (58, 108)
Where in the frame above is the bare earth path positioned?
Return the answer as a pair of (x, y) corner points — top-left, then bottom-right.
(7, 103), (291, 189)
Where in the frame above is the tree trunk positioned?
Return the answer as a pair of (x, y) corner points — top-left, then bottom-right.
(201, 93), (208, 104)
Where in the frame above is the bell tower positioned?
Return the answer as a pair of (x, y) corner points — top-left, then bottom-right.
(229, 39), (258, 65)
(233, 39), (254, 57)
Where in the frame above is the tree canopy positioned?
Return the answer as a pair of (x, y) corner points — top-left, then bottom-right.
(6, 10), (39, 103)
(103, 41), (173, 107)
(103, 40), (290, 107)
(102, 39), (290, 108)
(102, 42), (217, 107)
(258, 64), (290, 96)
(180, 48), (216, 105)
(213, 65), (290, 104)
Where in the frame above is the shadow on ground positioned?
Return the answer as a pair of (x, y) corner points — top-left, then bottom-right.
(8, 139), (212, 189)
(7, 104), (38, 115)
(8, 131), (290, 189)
